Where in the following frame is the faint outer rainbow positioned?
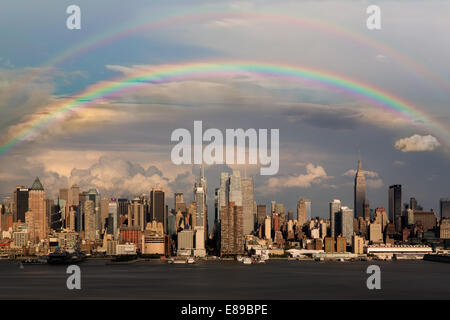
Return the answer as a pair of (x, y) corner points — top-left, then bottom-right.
(3, 9), (449, 105)
(0, 61), (444, 156)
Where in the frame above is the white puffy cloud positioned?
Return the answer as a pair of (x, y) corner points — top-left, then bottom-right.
(394, 134), (440, 152)
(343, 169), (379, 178)
(343, 169), (383, 189)
(262, 163), (329, 193)
(36, 156), (192, 199)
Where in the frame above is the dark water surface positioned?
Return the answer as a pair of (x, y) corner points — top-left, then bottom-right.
(0, 259), (448, 299)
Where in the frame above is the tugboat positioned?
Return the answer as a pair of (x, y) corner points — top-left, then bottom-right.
(47, 246), (86, 265)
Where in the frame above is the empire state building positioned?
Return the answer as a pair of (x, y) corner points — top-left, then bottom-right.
(354, 155), (366, 218)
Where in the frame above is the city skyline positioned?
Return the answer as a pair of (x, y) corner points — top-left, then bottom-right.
(1, 154), (447, 235)
(0, 1), (449, 228)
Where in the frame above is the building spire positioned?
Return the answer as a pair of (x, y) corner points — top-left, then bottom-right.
(357, 151), (362, 171)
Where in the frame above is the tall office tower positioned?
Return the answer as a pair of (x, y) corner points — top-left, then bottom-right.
(220, 203), (244, 255)
(229, 170), (242, 206)
(194, 167), (207, 229)
(288, 210), (293, 221)
(79, 191), (88, 207)
(410, 197), (418, 211)
(66, 205), (77, 231)
(214, 188), (222, 253)
(100, 198), (109, 232)
(46, 199), (53, 232)
(374, 207), (389, 231)
(13, 186), (29, 223)
(297, 199), (311, 226)
(275, 203), (285, 215)
(257, 205), (267, 228)
(363, 199), (370, 220)
(87, 189), (100, 235)
(175, 193), (186, 214)
(84, 200), (96, 241)
(108, 199), (118, 239)
(271, 201), (276, 214)
(118, 198), (128, 217)
(264, 216), (271, 240)
(241, 177), (254, 235)
(59, 188), (69, 202)
(389, 185), (402, 228)
(128, 197), (145, 231)
(50, 199), (63, 232)
(329, 199), (341, 238)
(150, 188), (166, 232)
(354, 155), (366, 218)
(440, 198), (450, 219)
(27, 177), (47, 243)
(214, 188), (221, 223)
(68, 184), (80, 206)
(219, 172), (229, 208)
(336, 206), (354, 244)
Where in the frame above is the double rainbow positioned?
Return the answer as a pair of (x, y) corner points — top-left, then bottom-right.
(0, 60), (442, 156)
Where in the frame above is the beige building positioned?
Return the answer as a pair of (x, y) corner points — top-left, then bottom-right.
(84, 200), (96, 241)
(141, 220), (165, 255)
(369, 223), (383, 243)
(27, 177), (47, 243)
(264, 216), (271, 240)
(68, 184), (80, 206)
(440, 218), (450, 239)
(352, 235), (364, 254)
(241, 177), (254, 235)
(297, 199), (311, 226)
(220, 203), (244, 255)
(128, 198), (145, 231)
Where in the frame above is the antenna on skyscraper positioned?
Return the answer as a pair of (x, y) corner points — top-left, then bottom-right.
(358, 150), (362, 171)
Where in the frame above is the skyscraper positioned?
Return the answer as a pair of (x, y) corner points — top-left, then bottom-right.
(389, 184), (402, 228)
(150, 187), (166, 231)
(68, 184), (80, 206)
(174, 193), (186, 214)
(108, 199), (118, 239)
(128, 197), (145, 231)
(194, 167), (207, 253)
(440, 198), (450, 219)
(354, 155), (366, 218)
(100, 198), (109, 232)
(336, 206), (354, 244)
(363, 199), (370, 220)
(297, 199), (311, 226)
(27, 177), (47, 243)
(84, 200), (96, 241)
(241, 177), (254, 235)
(87, 189), (100, 235)
(410, 197), (418, 211)
(229, 170), (242, 206)
(194, 167), (207, 229)
(220, 203), (244, 255)
(220, 170), (245, 256)
(329, 199), (341, 238)
(256, 205), (267, 228)
(13, 186), (28, 223)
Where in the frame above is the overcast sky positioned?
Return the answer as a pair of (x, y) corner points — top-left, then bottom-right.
(0, 0), (449, 223)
